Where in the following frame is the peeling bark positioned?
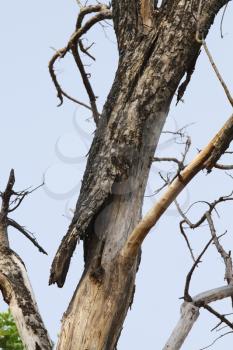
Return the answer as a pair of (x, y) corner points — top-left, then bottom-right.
(48, 1), (231, 349)
(0, 171), (52, 350)
(0, 248), (53, 350)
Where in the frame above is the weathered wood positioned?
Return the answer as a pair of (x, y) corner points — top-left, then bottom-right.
(49, 1), (230, 349)
(163, 302), (200, 350)
(0, 248), (53, 350)
(121, 114), (233, 259)
(163, 285), (233, 350)
(0, 171), (52, 350)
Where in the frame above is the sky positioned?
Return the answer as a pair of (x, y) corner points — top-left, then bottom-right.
(0, 1), (233, 349)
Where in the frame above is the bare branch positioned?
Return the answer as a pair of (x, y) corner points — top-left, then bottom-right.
(48, 49), (94, 110)
(8, 182), (44, 213)
(202, 40), (233, 107)
(76, 4), (107, 30)
(184, 237), (214, 302)
(203, 304), (233, 331)
(163, 285), (233, 350)
(79, 40), (95, 61)
(179, 220), (196, 263)
(0, 169), (15, 217)
(7, 218), (48, 255)
(153, 157), (185, 170)
(200, 331), (233, 350)
(206, 213), (233, 284)
(0, 249), (53, 349)
(214, 163), (233, 170)
(121, 114), (233, 260)
(196, 0), (233, 107)
(70, 43), (99, 125)
(48, 4), (112, 124)
(0, 173), (52, 349)
(220, 3), (229, 38)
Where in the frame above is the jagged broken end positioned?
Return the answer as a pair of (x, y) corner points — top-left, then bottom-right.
(49, 229), (79, 287)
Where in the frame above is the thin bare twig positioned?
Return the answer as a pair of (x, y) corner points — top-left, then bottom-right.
(184, 237), (214, 302)
(9, 182), (44, 213)
(0, 170), (47, 254)
(79, 40), (95, 61)
(8, 218), (48, 255)
(196, 0), (233, 107)
(202, 40), (233, 107)
(121, 114), (233, 259)
(177, 192), (233, 230)
(203, 304), (233, 331)
(179, 219), (196, 262)
(214, 163), (233, 170)
(70, 43), (99, 125)
(200, 331), (233, 350)
(220, 3), (229, 38)
(206, 212), (233, 308)
(49, 4), (112, 124)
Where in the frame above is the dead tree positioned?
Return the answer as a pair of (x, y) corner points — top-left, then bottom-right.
(1, 0), (233, 349)
(48, 1), (232, 349)
(0, 170), (52, 349)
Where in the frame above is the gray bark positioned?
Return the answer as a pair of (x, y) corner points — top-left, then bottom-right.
(48, 1), (231, 349)
(163, 285), (233, 350)
(0, 170), (52, 350)
(0, 248), (53, 350)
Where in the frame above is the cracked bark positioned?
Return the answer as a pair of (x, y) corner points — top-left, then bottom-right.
(0, 171), (52, 350)
(49, 1), (231, 349)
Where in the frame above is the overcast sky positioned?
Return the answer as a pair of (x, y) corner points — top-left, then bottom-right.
(1, 1), (233, 349)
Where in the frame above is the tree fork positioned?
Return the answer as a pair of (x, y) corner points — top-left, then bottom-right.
(50, 1), (231, 349)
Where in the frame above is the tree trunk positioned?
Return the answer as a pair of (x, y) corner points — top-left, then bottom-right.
(0, 170), (52, 350)
(49, 1), (230, 349)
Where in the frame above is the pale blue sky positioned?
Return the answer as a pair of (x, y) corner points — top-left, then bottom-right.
(0, 1), (233, 349)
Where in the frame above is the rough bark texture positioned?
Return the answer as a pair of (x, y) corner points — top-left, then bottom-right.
(0, 171), (52, 350)
(0, 248), (53, 350)
(49, 1), (230, 349)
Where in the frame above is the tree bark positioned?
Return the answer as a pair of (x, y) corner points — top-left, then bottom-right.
(49, 1), (230, 349)
(0, 170), (52, 350)
(0, 247), (53, 350)
(163, 285), (233, 350)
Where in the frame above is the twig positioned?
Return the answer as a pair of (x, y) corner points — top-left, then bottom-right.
(49, 4), (112, 124)
(0, 170), (47, 254)
(121, 114), (233, 260)
(48, 49), (94, 110)
(203, 304), (233, 331)
(70, 43), (99, 125)
(177, 192), (233, 230)
(9, 182), (44, 213)
(179, 220), (196, 262)
(202, 40), (233, 107)
(8, 219), (48, 255)
(211, 313), (233, 332)
(220, 3), (229, 38)
(153, 157), (185, 170)
(196, 0), (233, 107)
(1, 169), (15, 218)
(214, 163), (233, 170)
(184, 237), (214, 302)
(206, 212), (233, 307)
(79, 40), (95, 61)
(200, 331), (233, 350)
